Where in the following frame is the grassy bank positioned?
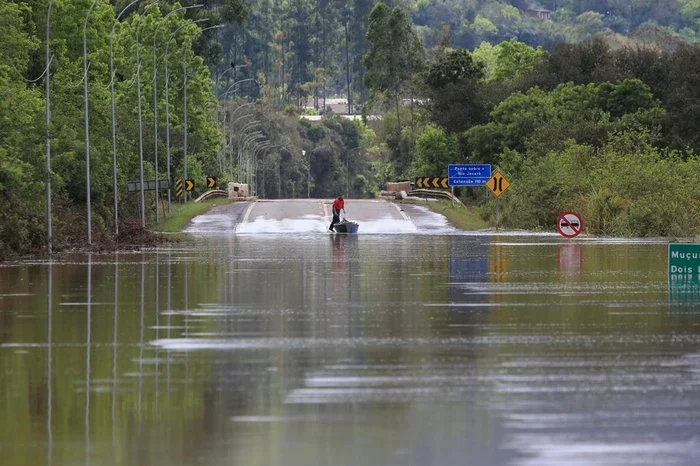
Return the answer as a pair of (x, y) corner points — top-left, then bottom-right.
(155, 199), (224, 233)
(400, 199), (490, 230)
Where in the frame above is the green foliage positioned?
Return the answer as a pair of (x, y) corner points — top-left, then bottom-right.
(422, 48), (487, 133)
(471, 41), (498, 78)
(410, 126), (458, 177)
(424, 48), (484, 88)
(470, 15), (498, 38)
(679, 0), (700, 19)
(586, 188), (626, 235)
(495, 132), (700, 237)
(219, 0), (249, 24)
(491, 39), (546, 81)
(0, 0), (232, 256)
(568, 11), (608, 42)
(0, 1), (46, 258)
(466, 79), (663, 163)
(363, 2), (423, 116)
(306, 123), (328, 143)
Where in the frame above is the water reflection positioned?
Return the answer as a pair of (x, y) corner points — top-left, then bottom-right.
(111, 256), (117, 448)
(138, 260), (144, 432)
(85, 256), (91, 466)
(1, 236), (699, 465)
(47, 263), (52, 466)
(557, 244), (582, 275)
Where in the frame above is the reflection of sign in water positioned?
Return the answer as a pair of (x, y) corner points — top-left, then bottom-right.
(557, 244), (582, 273)
(448, 238), (489, 304)
(488, 244), (509, 281)
(669, 281), (700, 301)
(556, 211), (583, 238)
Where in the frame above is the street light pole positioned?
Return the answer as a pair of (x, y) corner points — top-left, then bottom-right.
(164, 18), (207, 210)
(183, 22), (223, 202)
(303, 149), (309, 198)
(152, 5), (204, 221)
(346, 146), (361, 198)
(226, 113), (254, 177)
(83, 0), (98, 245)
(110, 0), (142, 237)
(239, 124), (262, 181)
(46, 0), (53, 254)
(253, 142), (273, 197)
(219, 78), (258, 100)
(246, 135), (266, 191)
(215, 64), (247, 96)
(183, 50), (188, 202)
(226, 102), (254, 177)
(257, 144), (282, 199)
(240, 131), (265, 186)
(135, 5), (153, 227)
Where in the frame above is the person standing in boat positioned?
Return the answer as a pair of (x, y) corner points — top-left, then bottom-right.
(329, 194), (345, 231)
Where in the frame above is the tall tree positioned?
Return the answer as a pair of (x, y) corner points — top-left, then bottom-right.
(362, 2), (423, 133)
(422, 48), (486, 134)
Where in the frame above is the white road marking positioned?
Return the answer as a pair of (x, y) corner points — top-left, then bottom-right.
(391, 201), (412, 221)
(240, 202), (256, 225)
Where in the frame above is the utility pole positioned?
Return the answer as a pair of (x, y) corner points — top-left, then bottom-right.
(344, 20), (352, 115)
(46, 0), (53, 254)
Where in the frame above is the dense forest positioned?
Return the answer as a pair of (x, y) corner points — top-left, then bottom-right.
(1, 0), (699, 259)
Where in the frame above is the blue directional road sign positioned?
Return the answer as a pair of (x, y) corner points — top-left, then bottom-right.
(448, 164), (492, 186)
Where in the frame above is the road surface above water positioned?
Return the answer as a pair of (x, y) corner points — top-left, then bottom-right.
(184, 199), (460, 235)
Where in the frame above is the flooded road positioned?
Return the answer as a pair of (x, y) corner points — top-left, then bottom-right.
(1, 209), (700, 465)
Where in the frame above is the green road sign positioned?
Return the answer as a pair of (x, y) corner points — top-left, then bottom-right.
(668, 243), (700, 284)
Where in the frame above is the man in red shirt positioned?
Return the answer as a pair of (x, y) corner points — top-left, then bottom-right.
(329, 194), (345, 231)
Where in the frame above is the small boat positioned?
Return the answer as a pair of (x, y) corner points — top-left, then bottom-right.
(333, 218), (359, 233)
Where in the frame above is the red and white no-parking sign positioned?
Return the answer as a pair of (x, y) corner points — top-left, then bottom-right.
(556, 211), (583, 238)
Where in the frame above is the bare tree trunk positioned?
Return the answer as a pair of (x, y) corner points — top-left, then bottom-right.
(395, 93), (401, 136)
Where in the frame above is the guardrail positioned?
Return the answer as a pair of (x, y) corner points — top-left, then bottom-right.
(381, 188), (463, 206)
(194, 190), (228, 202)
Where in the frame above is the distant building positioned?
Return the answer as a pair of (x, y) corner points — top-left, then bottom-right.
(521, 8), (553, 20)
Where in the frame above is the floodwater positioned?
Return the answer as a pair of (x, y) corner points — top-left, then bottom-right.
(1, 219), (700, 465)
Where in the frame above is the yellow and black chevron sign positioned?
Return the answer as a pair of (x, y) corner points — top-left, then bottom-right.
(416, 177), (449, 189)
(175, 178), (183, 198)
(185, 179), (194, 191)
(207, 176), (217, 188)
